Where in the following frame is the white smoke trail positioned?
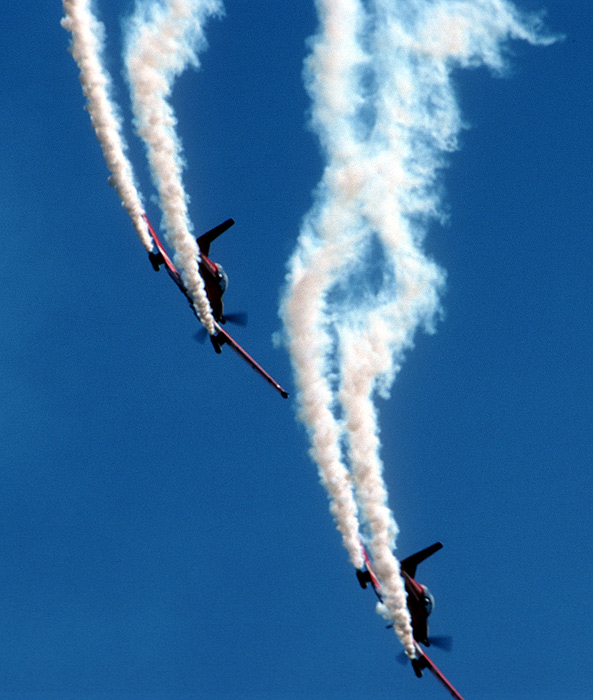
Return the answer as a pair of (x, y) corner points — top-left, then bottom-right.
(124, 0), (223, 335)
(61, 0), (151, 252)
(284, 0), (553, 657)
(282, 0), (371, 572)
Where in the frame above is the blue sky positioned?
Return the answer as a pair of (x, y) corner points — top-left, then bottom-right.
(1, 1), (592, 699)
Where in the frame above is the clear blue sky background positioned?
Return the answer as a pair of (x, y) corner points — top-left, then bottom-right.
(1, 2), (591, 699)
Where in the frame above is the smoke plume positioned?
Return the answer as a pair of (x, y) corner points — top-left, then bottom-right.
(283, 0), (552, 657)
(124, 0), (223, 334)
(61, 0), (151, 251)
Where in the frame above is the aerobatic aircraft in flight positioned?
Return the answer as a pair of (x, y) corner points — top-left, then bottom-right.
(356, 542), (466, 700)
(143, 214), (289, 399)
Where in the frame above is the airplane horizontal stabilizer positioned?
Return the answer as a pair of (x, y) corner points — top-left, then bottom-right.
(400, 542), (443, 578)
(197, 218), (235, 256)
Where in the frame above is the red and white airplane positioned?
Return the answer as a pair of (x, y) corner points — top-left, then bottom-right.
(356, 542), (466, 700)
(143, 214), (289, 399)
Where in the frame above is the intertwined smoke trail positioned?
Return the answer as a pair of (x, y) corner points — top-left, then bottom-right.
(283, 0), (552, 657)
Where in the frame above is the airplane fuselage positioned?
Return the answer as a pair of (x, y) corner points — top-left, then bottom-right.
(401, 571), (434, 645)
(198, 254), (227, 323)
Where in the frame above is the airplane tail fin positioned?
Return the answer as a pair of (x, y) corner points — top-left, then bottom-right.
(197, 218), (235, 256)
(400, 542), (443, 578)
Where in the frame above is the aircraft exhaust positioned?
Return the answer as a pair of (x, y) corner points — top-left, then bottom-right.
(61, 0), (151, 252)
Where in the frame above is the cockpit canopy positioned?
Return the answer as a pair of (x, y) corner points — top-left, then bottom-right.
(216, 264), (228, 295)
(423, 587), (435, 616)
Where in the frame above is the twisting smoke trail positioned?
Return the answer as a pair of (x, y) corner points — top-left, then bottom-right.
(124, 0), (223, 334)
(283, 0), (552, 657)
(281, 0), (370, 574)
(61, 0), (151, 251)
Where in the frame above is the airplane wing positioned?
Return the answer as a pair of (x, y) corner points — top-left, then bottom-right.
(412, 643), (466, 700)
(214, 323), (289, 399)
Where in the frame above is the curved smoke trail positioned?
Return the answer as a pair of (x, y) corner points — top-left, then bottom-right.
(282, 0), (370, 575)
(124, 0), (223, 335)
(61, 0), (151, 251)
(283, 0), (552, 657)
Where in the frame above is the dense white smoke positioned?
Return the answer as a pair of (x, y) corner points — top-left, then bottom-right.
(61, 0), (151, 251)
(283, 0), (552, 657)
(281, 0), (370, 575)
(124, 0), (223, 334)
